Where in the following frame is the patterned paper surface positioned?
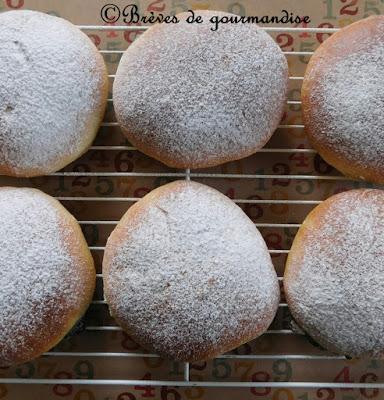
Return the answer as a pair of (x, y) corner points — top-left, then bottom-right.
(0, 0), (383, 399)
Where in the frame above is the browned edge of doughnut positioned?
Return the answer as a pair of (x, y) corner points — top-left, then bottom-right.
(0, 187), (96, 366)
(114, 12), (288, 170)
(0, 18), (109, 178)
(283, 188), (383, 356)
(301, 16), (384, 185)
(119, 121), (288, 170)
(103, 180), (279, 362)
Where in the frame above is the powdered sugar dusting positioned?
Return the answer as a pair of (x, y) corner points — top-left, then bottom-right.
(113, 10), (288, 169)
(304, 16), (384, 179)
(285, 189), (384, 358)
(0, 10), (107, 176)
(0, 188), (88, 366)
(103, 181), (280, 361)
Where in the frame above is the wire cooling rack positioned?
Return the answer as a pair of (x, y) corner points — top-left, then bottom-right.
(1, 23), (383, 394)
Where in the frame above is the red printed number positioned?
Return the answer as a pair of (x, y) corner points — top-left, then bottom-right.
(6, 0), (24, 8)
(340, 0), (358, 15)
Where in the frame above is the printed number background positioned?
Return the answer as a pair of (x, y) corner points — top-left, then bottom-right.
(0, 0), (383, 399)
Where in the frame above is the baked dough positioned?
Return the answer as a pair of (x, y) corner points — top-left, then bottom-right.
(285, 189), (384, 358)
(302, 16), (384, 184)
(103, 180), (280, 361)
(0, 187), (95, 367)
(0, 10), (108, 177)
(113, 10), (288, 169)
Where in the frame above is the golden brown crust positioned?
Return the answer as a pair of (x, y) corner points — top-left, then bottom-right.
(113, 11), (288, 169)
(41, 193), (96, 356)
(104, 185), (276, 361)
(103, 181), (279, 362)
(119, 122), (281, 170)
(0, 11), (108, 178)
(0, 55), (108, 178)
(284, 193), (336, 286)
(302, 16), (384, 184)
(108, 313), (273, 362)
(0, 187), (95, 366)
(284, 189), (384, 357)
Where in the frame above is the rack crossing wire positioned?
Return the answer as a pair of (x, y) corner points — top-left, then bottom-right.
(1, 23), (382, 392)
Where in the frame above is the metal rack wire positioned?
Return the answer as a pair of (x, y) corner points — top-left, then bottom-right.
(1, 23), (383, 392)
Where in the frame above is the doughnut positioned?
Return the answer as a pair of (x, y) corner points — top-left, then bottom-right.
(302, 16), (384, 184)
(103, 180), (280, 361)
(0, 187), (95, 367)
(113, 10), (288, 169)
(284, 189), (384, 358)
(0, 10), (108, 177)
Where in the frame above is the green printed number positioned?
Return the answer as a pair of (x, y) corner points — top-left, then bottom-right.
(212, 359), (231, 379)
(227, 2), (246, 16)
(364, 0), (381, 16)
(74, 360), (94, 379)
(15, 362), (35, 378)
(323, 0), (337, 18)
(299, 42), (315, 64)
(272, 359), (292, 381)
